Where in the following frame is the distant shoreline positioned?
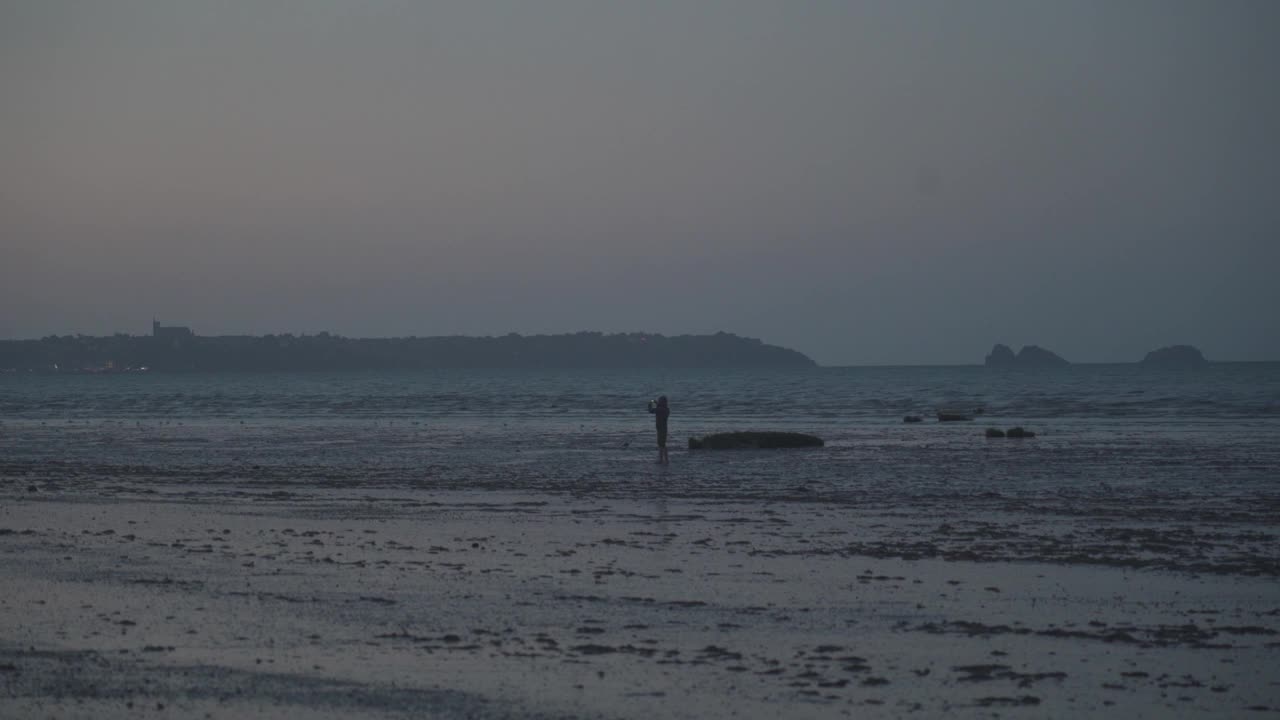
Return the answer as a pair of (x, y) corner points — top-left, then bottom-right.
(0, 330), (817, 372)
(2, 330), (1275, 371)
(5, 361), (1277, 377)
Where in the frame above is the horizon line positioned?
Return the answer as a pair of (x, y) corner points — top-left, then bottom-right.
(3, 329), (1268, 365)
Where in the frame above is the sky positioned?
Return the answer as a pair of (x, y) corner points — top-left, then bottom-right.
(2, 1), (1278, 365)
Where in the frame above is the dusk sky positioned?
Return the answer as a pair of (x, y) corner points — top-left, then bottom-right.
(3, 1), (1277, 365)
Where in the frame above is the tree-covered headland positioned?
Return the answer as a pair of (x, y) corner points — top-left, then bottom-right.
(0, 331), (817, 372)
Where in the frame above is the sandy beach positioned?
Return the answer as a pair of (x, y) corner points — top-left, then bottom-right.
(3, 477), (1278, 719)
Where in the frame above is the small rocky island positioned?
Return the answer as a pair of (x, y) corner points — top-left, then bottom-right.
(1140, 345), (1208, 368)
(984, 344), (1069, 368)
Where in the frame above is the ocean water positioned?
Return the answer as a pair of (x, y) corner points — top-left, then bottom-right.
(3, 364), (1279, 578)
(2, 364), (1277, 508)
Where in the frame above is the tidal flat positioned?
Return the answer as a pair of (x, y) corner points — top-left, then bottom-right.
(2, 481), (1278, 719)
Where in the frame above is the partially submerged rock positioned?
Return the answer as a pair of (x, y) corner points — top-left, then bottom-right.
(985, 427), (1037, 438)
(688, 431), (824, 450)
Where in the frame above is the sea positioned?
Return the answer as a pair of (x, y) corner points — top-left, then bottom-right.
(3, 364), (1278, 516)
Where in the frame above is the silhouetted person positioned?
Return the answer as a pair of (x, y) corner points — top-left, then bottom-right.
(648, 395), (670, 464)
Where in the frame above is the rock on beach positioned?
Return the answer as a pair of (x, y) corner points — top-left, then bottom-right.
(687, 432), (824, 450)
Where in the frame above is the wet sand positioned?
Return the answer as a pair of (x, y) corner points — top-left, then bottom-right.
(2, 483), (1279, 719)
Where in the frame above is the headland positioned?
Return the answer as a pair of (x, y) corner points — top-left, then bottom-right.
(0, 329), (816, 372)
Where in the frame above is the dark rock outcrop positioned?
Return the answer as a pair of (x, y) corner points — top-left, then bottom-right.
(984, 344), (1017, 368)
(984, 427), (1038, 438)
(1015, 345), (1068, 367)
(688, 432), (824, 450)
(985, 344), (1068, 368)
(1141, 345), (1208, 368)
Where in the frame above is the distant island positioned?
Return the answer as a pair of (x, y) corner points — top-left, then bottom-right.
(984, 343), (1069, 368)
(1140, 345), (1208, 368)
(0, 325), (817, 372)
